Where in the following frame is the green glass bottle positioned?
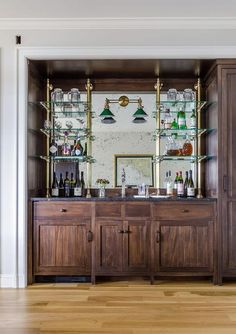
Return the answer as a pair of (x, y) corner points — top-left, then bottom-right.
(177, 108), (187, 129)
(171, 118), (178, 130)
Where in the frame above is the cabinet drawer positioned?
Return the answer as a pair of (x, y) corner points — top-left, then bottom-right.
(95, 203), (122, 217)
(152, 202), (214, 220)
(34, 201), (92, 219)
(125, 203), (151, 217)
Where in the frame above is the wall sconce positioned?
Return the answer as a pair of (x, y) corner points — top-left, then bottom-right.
(99, 95), (147, 124)
(99, 98), (116, 124)
(132, 97), (148, 123)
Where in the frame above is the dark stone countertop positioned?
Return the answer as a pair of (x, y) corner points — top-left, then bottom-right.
(31, 196), (217, 202)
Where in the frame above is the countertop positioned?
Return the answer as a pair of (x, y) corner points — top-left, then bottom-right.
(31, 196), (217, 202)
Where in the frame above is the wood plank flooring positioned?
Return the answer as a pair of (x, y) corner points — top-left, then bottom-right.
(1, 280), (236, 333)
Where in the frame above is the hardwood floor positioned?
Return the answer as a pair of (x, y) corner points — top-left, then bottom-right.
(1, 280), (236, 333)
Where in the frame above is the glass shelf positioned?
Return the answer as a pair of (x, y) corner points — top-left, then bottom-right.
(28, 102), (96, 118)
(153, 128), (213, 139)
(40, 128), (95, 141)
(40, 155), (96, 163)
(153, 155), (212, 163)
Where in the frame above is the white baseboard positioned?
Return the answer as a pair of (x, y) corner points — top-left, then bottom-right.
(0, 275), (27, 288)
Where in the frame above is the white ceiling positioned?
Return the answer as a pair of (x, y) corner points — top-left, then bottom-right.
(1, 0), (236, 18)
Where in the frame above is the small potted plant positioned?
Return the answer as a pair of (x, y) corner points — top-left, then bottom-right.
(96, 178), (110, 198)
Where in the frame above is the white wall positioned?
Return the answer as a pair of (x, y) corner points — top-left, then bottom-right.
(1, 3), (236, 286)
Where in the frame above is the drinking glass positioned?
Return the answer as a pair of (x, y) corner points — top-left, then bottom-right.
(167, 88), (180, 101)
(183, 88), (195, 101)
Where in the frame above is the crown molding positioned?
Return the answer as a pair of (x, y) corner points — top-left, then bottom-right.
(1, 17), (236, 30)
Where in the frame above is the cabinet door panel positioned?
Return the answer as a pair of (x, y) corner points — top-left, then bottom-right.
(35, 220), (91, 275)
(222, 69), (236, 198)
(123, 220), (149, 273)
(153, 221), (213, 273)
(95, 220), (123, 273)
(223, 201), (236, 271)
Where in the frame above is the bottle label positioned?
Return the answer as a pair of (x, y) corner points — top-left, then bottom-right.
(74, 187), (82, 196)
(75, 149), (82, 156)
(187, 187), (195, 197)
(49, 145), (57, 155)
(177, 183), (184, 195)
(51, 188), (59, 197)
(178, 118), (186, 126)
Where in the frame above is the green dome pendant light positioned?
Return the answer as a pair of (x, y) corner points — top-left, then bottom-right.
(133, 98), (148, 123)
(99, 98), (116, 124)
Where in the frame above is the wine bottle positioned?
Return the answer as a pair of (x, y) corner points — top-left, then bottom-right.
(166, 170), (173, 196)
(51, 172), (59, 197)
(74, 164), (82, 197)
(174, 172), (179, 196)
(81, 171), (85, 197)
(70, 172), (75, 197)
(64, 171), (70, 197)
(187, 170), (195, 197)
(184, 171), (189, 197)
(59, 173), (64, 197)
(177, 171), (184, 197)
(71, 140), (76, 156)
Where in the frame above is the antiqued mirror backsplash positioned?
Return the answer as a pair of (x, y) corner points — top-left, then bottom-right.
(83, 92), (195, 189)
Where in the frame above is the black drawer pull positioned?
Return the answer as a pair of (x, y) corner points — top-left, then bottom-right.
(182, 209), (189, 213)
(123, 230), (130, 234)
(118, 230), (124, 233)
(156, 231), (160, 243)
(60, 208), (67, 212)
(87, 231), (93, 242)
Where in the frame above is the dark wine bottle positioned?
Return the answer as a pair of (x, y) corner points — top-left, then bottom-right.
(51, 172), (59, 197)
(59, 173), (64, 197)
(74, 164), (82, 197)
(184, 171), (189, 198)
(70, 172), (75, 197)
(64, 171), (70, 197)
(177, 171), (184, 197)
(187, 170), (195, 198)
(81, 171), (85, 197)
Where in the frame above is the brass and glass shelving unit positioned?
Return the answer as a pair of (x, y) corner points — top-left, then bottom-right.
(39, 78), (95, 198)
(153, 78), (213, 198)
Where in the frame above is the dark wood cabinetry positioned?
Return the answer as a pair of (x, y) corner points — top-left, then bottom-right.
(151, 202), (215, 281)
(217, 65), (236, 279)
(33, 202), (92, 276)
(93, 202), (150, 280)
(32, 199), (216, 283)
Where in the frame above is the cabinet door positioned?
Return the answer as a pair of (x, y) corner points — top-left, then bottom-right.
(152, 220), (213, 273)
(123, 220), (150, 273)
(221, 69), (236, 274)
(34, 219), (92, 275)
(94, 220), (123, 274)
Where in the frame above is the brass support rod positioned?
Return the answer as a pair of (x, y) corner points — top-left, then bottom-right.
(86, 79), (93, 198)
(46, 78), (51, 198)
(195, 78), (203, 198)
(154, 78), (162, 194)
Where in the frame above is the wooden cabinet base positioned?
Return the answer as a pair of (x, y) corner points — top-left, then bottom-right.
(32, 200), (217, 284)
